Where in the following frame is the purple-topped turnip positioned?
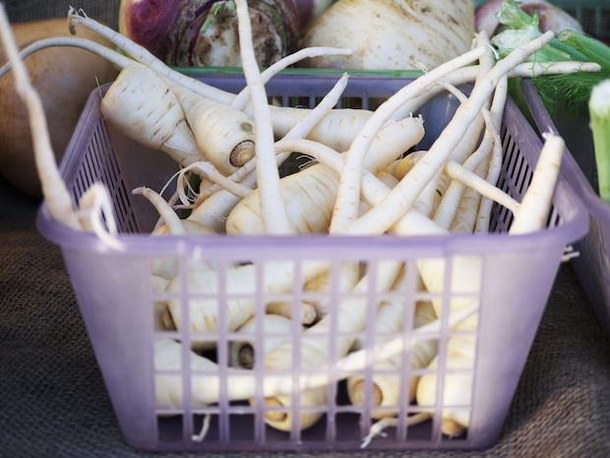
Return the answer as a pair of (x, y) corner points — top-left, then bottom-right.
(119, 0), (300, 67)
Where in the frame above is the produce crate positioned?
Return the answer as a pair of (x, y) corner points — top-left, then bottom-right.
(523, 80), (610, 332)
(37, 74), (587, 452)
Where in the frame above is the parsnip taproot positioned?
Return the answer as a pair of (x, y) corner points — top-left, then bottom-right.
(226, 117), (424, 235)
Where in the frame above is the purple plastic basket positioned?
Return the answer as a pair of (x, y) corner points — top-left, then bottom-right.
(523, 80), (610, 332)
(37, 74), (587, 453)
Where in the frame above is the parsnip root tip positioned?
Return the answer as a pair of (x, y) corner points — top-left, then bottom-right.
(230, 140), (256, 167)
(191, 413), (211, 442)
(237, 344), (255, 369)
(350, 380), (383, 407)
(264, 397), (288, 422)
(441, 419), (466, 438)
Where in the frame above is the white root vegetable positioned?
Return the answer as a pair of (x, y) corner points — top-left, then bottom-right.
(0, 6), (80, 230)
(509, 133), (565, 234)
(3, 0), (586, 443)
(265, 301), (318, 326)
(359, 133), (564, 441)
(444, 161), (519, 214)
(302, 0), (475, 70)
(132, 186), (187, 236)
(475, 76), (508, 233)
(134, 186), (218, 238)
(67, 8), (233, 104)
(231, 46), (352, 110)
(103, 65), (256, 177)
(347, 270), (438, 419)
(76, 183), (122, 250)
(187, 173), (257, 234)
(177, 162), (252, 202)
(132, 187), (215, 280)
(0, 35), (134, 76)
(66, 10), (371, 149)
(226, 162), (339, 235)
(234, 0), (291, 235)
(256, 260), (403, 431)
(330, 45), (489, 233)
(347, 31), (556, 236)
(226, 117), (424, 235)
(165, 260), (329, 350)
(187, 173), (257, 233)
(153, 304), (478, 410)
(194, 72), (350, 205)
(101, 65), (201, 167)
(172, 85), (256, 174)
(413, 133), (566, 436)
(229, 314), (299, 369)
(449, 163), (488, 234)
(62, 9), (600, 159)
(433, 92), (506, 230)
(391, 151), (425, 180)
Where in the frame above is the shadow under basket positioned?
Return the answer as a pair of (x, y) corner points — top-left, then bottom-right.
(523, 80), (610, 332)
(37, 74), (587, 453)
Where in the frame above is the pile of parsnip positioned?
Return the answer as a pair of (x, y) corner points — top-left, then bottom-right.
(0, 0), (600, 445)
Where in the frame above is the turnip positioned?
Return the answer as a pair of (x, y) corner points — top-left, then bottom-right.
(301, 0), (475, 70)
(294, 0), (336, 32)
(118, 0), (300, 69)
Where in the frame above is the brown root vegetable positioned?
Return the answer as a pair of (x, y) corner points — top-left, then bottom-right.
(0, 18), (118, 197)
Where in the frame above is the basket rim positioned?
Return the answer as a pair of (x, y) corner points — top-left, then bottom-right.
(36, 73), (590, 257)
(36, 203), (588, 258)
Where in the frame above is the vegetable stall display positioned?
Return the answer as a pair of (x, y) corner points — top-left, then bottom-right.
(0, 0), (597, 451)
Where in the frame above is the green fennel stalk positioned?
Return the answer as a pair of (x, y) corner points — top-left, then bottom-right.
(589, 80), (610, 202)
(492, 0), (610, 118)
